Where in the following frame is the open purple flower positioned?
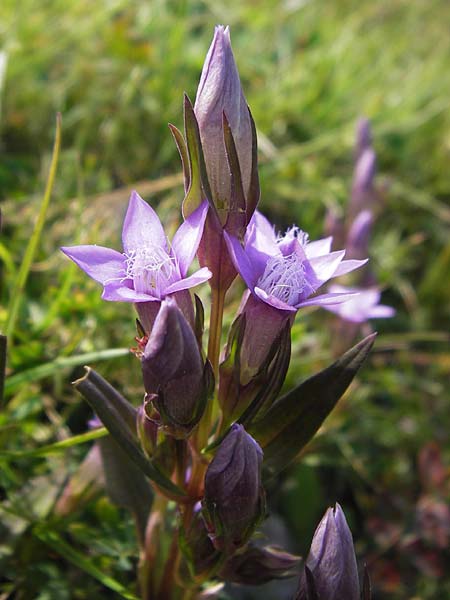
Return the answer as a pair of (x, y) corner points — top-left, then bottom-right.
(61, 191), (211, 304)
(225, 211), (367, 313)
(324, 285), (395, 323)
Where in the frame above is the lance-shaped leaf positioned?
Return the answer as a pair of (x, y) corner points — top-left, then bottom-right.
(249, 333), (376, 475)
(74, 367), (185, 499)
(98, 435), (153, 548)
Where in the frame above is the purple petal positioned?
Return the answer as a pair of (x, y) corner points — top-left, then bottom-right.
(224, 232), (260, 290)
(164, 267), (212, 295)
(304, 237), (333, 259)
(308, 250), (346, 283)
(102, 283), (157, 303)
(122, 191), (166, 254)
(61, 245), (125, 285)
(367, 305), (396, 319)
(333, 258), (368, 276)
(254, 286), (298, 313)
(295, 291), (360, 309)
(247, 211), (278, 246)
(171, 201), (208, 277)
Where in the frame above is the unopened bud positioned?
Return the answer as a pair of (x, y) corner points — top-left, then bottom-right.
(295, 503), (360, 600)
(141, 298), (209, 438)
(203, 424), (265, 553)
(194, 25), (253, 210)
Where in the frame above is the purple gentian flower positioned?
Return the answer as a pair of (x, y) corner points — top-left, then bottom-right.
(61, 191), (211, 304)
(324, 285), (395, 323)
(225, 211), (367, 313)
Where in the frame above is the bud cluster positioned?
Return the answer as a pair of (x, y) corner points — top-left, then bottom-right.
(64, 23), (389, 599)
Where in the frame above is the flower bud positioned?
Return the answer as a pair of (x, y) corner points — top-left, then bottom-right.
(194, 25), (253, 210)
(141, 298), (209, 438)
(295, 503), (360, 600)
(203, 424), (265, 553)
(346, 209), (373, 260)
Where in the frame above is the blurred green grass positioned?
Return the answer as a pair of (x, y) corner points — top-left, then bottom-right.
(1, 0), (449, 598)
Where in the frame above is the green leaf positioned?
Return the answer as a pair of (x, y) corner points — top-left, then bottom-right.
(249, 333), (376, 475)
(0, 428), (108, 459)
(5, 348), (130, 394)
(98, 436), (153, 548)
(33, 528), (139, 600)
(74, 368), (185, 499)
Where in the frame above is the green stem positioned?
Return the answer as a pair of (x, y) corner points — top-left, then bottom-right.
(207, 286), (226, 376)
(158, 531), (180, 599)
(195, 286), (226, 451)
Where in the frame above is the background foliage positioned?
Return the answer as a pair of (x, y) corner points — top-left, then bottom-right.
(1, 0), (449, 598)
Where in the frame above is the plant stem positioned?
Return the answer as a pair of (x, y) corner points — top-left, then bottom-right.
(207, 286), (226, 376)
(158, 530), (180, 599)
(194, 286), (226, 452)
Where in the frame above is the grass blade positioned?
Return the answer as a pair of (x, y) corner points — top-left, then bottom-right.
(4, 113), (62, 341)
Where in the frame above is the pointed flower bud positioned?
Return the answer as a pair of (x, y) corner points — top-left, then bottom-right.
(203, 424), (265, 553)
(194, 25), (253, 210)
(141, 298), (210, 438)
(295, 503), (360, 600)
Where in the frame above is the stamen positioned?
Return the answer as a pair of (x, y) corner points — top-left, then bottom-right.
(124, 246), (179, 297)
(257, 251), (314, 306)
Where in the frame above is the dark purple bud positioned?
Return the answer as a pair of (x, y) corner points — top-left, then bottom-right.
(203, 424), (265, 553)
(141, 298), (209, 438)
(346, 209), (373, 260)
(194, 26), (253, 209)
(295, 504), (360, 600)
(220, 543), (300, 585)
